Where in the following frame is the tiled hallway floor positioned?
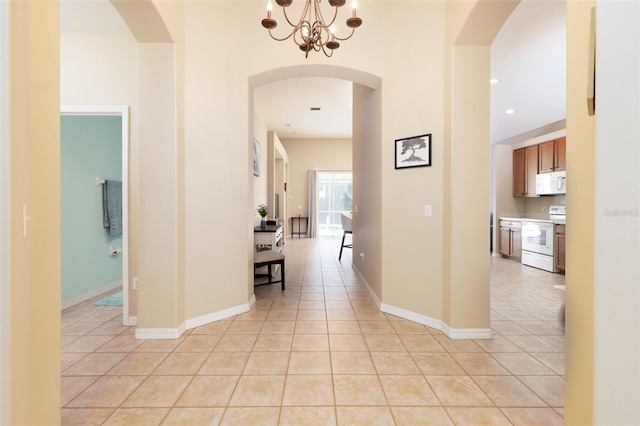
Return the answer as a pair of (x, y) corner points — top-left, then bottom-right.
(61, 237), (565, 425)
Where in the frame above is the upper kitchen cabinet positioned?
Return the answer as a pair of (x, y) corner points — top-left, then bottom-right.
(513, 148), (525, 197)
(539, 137), (566, 173)
(554, 137), (566, 171)
(513, 145), (539, 197)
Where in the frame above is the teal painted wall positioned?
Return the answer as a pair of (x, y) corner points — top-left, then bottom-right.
(61, 115), (122, 303)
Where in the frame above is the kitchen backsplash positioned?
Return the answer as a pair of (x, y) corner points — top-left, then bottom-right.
(525, 194), (566, 219)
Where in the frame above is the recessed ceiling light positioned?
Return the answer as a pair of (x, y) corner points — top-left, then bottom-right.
(505, 108), (515, 115)
(490, 78), (500, 85)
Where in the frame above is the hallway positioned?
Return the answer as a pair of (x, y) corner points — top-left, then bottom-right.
(61, 237), (565, 425)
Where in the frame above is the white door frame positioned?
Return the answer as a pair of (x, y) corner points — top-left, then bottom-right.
(60, 105), (131, 326)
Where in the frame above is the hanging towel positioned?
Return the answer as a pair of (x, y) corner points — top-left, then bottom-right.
(102, 180), (123, 235)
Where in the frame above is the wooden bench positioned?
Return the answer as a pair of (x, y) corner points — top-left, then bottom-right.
(254, 251), (285, 290)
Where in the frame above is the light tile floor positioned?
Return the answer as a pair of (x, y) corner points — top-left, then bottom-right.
(61, 237), (565, 425)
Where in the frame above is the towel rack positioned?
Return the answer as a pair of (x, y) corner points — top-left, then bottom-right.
(95, 177), (105, 185)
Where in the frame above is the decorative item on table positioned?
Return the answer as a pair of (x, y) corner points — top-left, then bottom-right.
(257, 204), (269, 228)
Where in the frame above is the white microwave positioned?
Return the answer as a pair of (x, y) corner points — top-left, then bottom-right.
(536, 171), (566, 195)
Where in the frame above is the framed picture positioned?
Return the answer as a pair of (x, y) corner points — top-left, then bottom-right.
(253, 139), (260, 176)
(395, 133), (431, 169)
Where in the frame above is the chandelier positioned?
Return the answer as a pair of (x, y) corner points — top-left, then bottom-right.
(261, 0), (362, 58)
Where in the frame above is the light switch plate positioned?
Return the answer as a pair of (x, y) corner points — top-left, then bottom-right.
(424, 205), (432, 217)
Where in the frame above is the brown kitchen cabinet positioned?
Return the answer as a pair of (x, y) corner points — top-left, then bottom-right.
(554, 137), (566, 171)
(555, 223), (566, 272)
(538, 137), (566, 173)
(499, 220), (522, 259)
(513, 146), (539, 197)
(513, 148), (525, 197)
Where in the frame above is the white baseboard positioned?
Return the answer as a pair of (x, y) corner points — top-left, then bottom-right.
(133, 295), (256, 340)
(380, 303), (443, 330)
(135, 324), (185, 340)
(441, 323), (493, 339)
(127, 316), (137, 326)
(61, 280), (122, 311)
(185, 295), (255, 330)
(353, 265), (492, 340)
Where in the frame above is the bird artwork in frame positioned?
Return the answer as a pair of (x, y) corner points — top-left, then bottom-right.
(395, 133), (432, 169)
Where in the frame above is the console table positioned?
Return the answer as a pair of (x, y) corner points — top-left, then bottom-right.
(290, 215), (308, 238)
(254, 224), (283, 253)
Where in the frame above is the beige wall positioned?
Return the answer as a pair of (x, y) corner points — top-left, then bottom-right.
(267, 131), (289, 227)
(253, 111), (269, 221)
(58, 0), (496, 338)
(8, 1), (61, 423)
(565, 1), (596, 423)
(280, 138), (352, 222)
(9, 1), (637, 421)
(352, 83), (383, 298)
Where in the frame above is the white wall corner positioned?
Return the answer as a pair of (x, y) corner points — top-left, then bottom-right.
(352, 264), (381, 308)
(354, 261), (493, 340)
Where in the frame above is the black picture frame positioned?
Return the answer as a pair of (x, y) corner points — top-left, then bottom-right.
(253, 139), (260, 176)
(394, 133), (431, 169)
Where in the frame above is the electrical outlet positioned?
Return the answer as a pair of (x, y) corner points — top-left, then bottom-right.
(133, 277), (138, 290)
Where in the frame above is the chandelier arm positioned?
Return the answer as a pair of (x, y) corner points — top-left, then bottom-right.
(332, 26), (356, 42)
(314, 25), (334, 48)
(267, 28), (299, 42)
(292, 25), (307, 47)
(280, 0), (311, 29)
(321, 44), (335, 57)
(314, 1), (339, 30)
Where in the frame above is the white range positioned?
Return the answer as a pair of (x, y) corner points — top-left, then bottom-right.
(521, 205), (566, 272)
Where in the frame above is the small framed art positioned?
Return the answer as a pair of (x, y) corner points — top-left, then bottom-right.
(253, 139), (260, 176)
(395, 133), (431, 169)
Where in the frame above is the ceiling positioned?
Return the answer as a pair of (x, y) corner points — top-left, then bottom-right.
(60, 0), (566, 144)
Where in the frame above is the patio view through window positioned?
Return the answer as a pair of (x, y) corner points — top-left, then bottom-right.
(317, 171), (353, 237)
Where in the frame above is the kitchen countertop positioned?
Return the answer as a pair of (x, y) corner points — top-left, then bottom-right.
(499, 217), (523, 222)
(499, 216), (566, 225)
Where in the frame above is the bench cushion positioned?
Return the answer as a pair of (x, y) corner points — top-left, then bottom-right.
(254, 251), (285, 264)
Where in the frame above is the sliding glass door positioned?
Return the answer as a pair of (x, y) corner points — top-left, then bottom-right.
(317, 171), (353, 237)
